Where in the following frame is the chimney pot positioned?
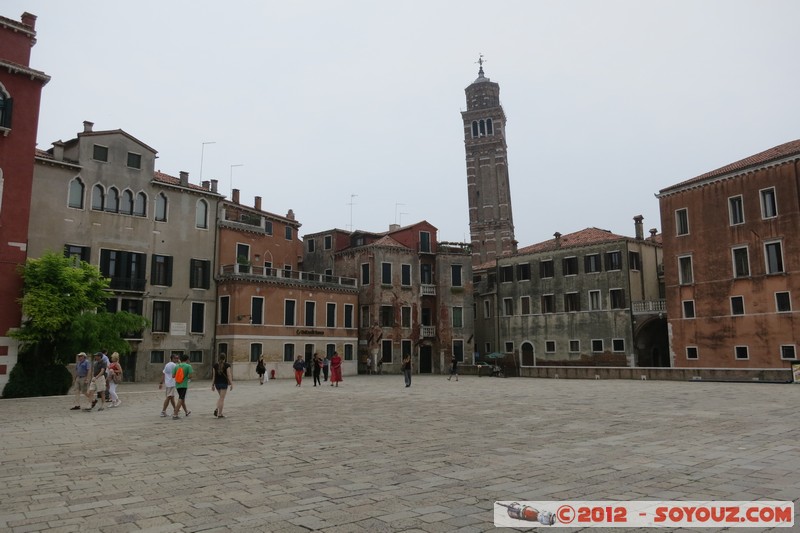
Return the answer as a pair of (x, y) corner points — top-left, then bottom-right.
(179, 171), (189, 186)
(52, 140), (65, 161)
(83, 121), (94, 133)
(202, 180), (210, 190)
(649, 228), (658, 240)
(633, 214), (644, 240)
(21, 12), (37, 29)
(286, 209), (295, 220)
(210, 179), (218, 193)
(389, 224), (400, 232)
(254, 196), (262, 211)
(232, 189), (240, 204)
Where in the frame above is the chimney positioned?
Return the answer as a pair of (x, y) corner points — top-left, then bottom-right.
(210, 179), (218, 193)
(286, 209), (295, 220)
(649, 228), (658, 240)
(389, 224), (400, 232)
(553, 232), (562, 247)
(83, 121), (94, 133)
(21, 12), (37, 29)
(52, 140), (65, 161)
(254, 196), (262, 211)
(202, 180), (210, 190)
(179, 171), (189, 187)
(232, 188), (240, 204)
(633, 214), (644, 240)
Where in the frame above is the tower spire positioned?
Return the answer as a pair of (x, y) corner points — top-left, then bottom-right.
(476, 53), (485, 77)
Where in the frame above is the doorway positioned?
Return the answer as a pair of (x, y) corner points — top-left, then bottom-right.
(304, 344), (314, 376)
(419, 345), (432, 373)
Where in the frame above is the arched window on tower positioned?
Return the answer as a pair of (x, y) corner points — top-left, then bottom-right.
(91, 184), (105, 211)
(486, 118), (493, 135)
(471, 121), (479, 138)
(68, 177), (85, 209)
(479, 119), (486, 136)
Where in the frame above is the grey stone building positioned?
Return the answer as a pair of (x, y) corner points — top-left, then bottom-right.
(29, 121), (222, 381)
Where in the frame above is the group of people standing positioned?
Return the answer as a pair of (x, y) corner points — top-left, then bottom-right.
(293, 352), (343, 387)
(71, 350), (123, 411)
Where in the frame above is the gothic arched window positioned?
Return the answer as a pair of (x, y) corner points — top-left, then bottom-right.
(471, 121), (479, 138)
(195, 198), (208, 229)
(106, 187), (120, 213)
(155, 192), (167, 221)
(68, 177), (85, 209)
(134, 191), (147, 217)
(91, 184), (105, 211)
(486, 118), (493, 135)
(479, 119), (486, 136)
(120, 189), (134, 215)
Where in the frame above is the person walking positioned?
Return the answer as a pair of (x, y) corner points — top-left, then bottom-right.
(159, 352), (179, 417)
(293, 355), (306, 386)
(330, 351), (343, 387)
(85, 352), (107, 411)
(71, 352), (91, 410)
(312, 353), (322, 387)
(212, 354), (233, 418)
(366, 356), (373, 375)
(107, 352), (123, 406)
(172, 353), (193, 419)
(322, 355), (329, 382)
(447, 355), (459, 382)
(402, 354), (412, 387)
(256, 357), (266, 385)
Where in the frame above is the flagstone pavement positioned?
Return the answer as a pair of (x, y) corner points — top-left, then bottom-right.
(0, 375), (797, 532)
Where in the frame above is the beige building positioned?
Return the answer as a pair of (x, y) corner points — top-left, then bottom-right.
(29, 121), (222, 380)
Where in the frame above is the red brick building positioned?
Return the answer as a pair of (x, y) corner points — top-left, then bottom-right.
(658, 141), (800, 368)
(0, 12), (49, 384)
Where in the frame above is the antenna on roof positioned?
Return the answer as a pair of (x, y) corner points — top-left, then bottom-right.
(347, 194), (358, 231)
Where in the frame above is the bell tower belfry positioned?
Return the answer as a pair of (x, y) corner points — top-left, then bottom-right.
(462, 57), (516, 266)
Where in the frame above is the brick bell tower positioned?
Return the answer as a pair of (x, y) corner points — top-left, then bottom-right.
(462, 57), (516, 266)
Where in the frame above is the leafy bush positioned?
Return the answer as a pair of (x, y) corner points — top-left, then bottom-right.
(2, 358), (73, 398)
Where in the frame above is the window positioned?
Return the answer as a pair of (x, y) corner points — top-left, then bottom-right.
(451, 264), (463, 287)
(776, 292), (791, 313)
(106, 187), (119, 213)
(452, 307), (463, 328)
(564, 292), (580, 312)
(361, 263), (370, 285)
(380, 305), (393, 327)
(93, 144), (108, 162)
(219, 296), (229, 324)
(152, 301), (170, 332)
(420, 263), (433, 284)
(150, 350), (165, 364)
(609, 289), (625, 309)
(264, 220), (273, 235)
(584, 254), (602, 273)
(732, 247), (750, 278)
(381, 262), (392, 285)
(91, 184), (104, 210)
(68, 178), (84, 209)
(682, 300), (695, 319)
(305, 301), (316, 327)
(401, 264), (412, 286)
(729, 195), (744, 225)
(520, 296), (531, 315)
(381, 339), (393, 363)
(545, 340), (556, 353)
(605, 251), (622, 271)
(285, 226), (292, 240)
(134, 192), (146, 217)
(0, 91), (12, 128)
(100, 249), (146, 291)
(483, 299), (491, 318)
(326, 303), (336, 328)
(250, 343), (263, 363)
(155, 193), (167, 221)
(344, 304), (354, 328)
(500, 265), (514, 282)
(760, 187), (777, 218)
(284, 300), (296, 326)
(765, 241), (784, 274)
(539, 260), (554, 278)
(195, 199), (208, 229)
(589, 290), (601, 311)
(569, 340), (580, 353)
(307, 238), (315, 253)
(191, 302), (205, 333)
(251, 297), (264, 325)
(731, 296), (745, 316)
(401, 306), (411, 328)
(504, 341), (514, 353)
(236, 243), (250, 270)
(629, 251), (641, 271)
(503, 298), (514, 316)
(781, 345), (796, 360)
(324, 235), (332, 249)
(591, 339), (604, 353)
(283, 343), (295, 362)
(735, 346), (749, 360)
(401, 340), (412, 359)
(151, 255), (173, 286)
(360, 306), (369, 328)
(675, 208), (689, 235)
(612, 339), (625, 352)
(453, 340), (464, 363)
(324, 269), (333, 280)
(64, 244), (90, 264)
(563, 257), (578, 276)
(517, 263), (531, 281)
(419, 231), (431, 253)
(678, 255), (693, 284)
(218, 343), (228, 359)
(344, 344), (354, 361)
(541, 294), (555, 313)
(190, 259), (211, 289)
(127, 152), (142, 169)
(686, 346), (698, 360)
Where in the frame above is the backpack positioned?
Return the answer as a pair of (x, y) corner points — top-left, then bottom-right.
(175, 365), (186, 384)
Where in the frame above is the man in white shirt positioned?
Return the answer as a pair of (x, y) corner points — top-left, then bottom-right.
(158, 353), (180, 417)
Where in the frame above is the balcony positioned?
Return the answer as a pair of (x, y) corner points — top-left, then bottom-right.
(632, 299), (666, 315)
(109, 277), (146, 292)
(421, 325), (436, 338)
(420, 284), (436, 296)
(219, 264), (357, 288)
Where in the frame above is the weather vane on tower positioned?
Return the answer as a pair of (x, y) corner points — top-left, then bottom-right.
(476, 53), (486, 76)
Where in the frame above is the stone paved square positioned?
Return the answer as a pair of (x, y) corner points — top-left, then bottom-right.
(0, 375), (797, 532)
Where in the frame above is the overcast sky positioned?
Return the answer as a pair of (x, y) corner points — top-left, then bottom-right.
(7, 1), (800, 246)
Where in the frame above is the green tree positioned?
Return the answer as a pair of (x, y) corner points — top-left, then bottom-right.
(4, 252), (149, 397)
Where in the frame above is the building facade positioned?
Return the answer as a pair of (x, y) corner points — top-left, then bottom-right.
(474, 219), (666, 368)
(658, 140), (800, 368)
(29, 122), (222, 380)
(215, 192), (359, 379)
(0, 12), (49, 386)
(462, 63), (516, 266)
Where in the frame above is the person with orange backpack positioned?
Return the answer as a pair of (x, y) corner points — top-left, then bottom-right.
(171, 353), (193, 420)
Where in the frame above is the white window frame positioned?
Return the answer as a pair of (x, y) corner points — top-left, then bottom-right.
(520, 295), (531, 315)
(780, 345), (796, 360)
(728, 195), (745, 225)
(545, 340), (556, 354)
(589, 289), (602, 311)
(612, 338), (625, 352)
(682, 300), (695, 319)
(731, 246), (750, 278)
(686, 346), (699, 360)
(675, 208), (689, 236)
(775, 291), (791, 313)
(764, 240), (784, 274)
(591, 339), (604, 353)
(678, 255), (694, 285)
(760, 187), (777, 219)
(734, 345), (749, 360)
(730, 295), (745, 316)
